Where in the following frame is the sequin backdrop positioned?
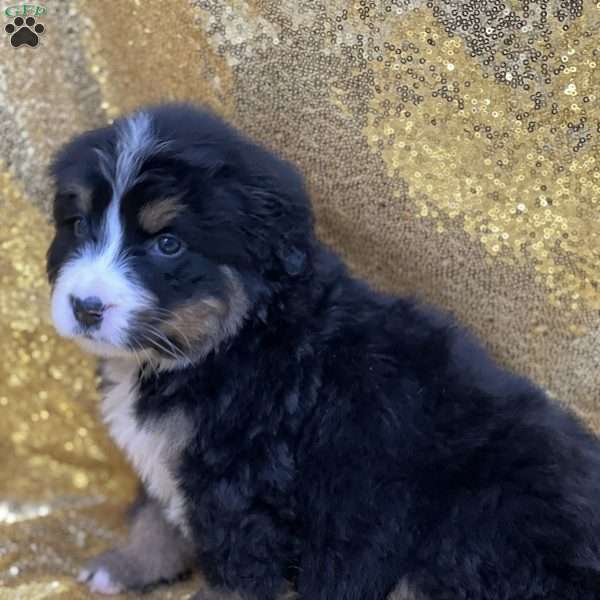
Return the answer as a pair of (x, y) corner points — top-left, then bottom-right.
(0, 0), (599, 597)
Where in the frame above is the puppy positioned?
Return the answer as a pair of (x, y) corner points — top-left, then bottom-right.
(47, 103), (600, 600)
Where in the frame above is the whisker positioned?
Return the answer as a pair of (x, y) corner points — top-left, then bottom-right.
(147, 316), (194, 351)
(131, 311), (196, 366)
(142, 327), (191, 364)
(145, 322), (192, 357)
(135, 307), (195, 350)
(131, 342), (150, 373)
(137, 344), (159, 379)
(146, 308), (196, 350)
(143, 333), (181, 362)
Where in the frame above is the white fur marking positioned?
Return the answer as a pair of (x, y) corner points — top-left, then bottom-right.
(87, 568), (123, 595)
(50, 112), (158, 356)
(101, 359), (190, 531)
(113, 112), (157, 201)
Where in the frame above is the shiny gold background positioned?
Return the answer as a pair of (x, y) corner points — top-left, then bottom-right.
(1, 0), (599, 598)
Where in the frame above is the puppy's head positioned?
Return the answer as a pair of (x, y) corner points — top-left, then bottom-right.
(47, 104), (312, 365)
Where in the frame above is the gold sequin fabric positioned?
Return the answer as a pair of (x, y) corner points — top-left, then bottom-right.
(1, 0), (599, 597)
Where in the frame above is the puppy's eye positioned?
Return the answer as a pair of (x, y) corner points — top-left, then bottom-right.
(72, 217), (89, 238)
(155, 234), (183, 256)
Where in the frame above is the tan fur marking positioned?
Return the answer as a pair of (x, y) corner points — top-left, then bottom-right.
(121, 500), (194, 575)
(160, 267), (249, 360)
(138, 197), (184, 234)
(80, 497), (194, 592)
(164, 297), (227, 346)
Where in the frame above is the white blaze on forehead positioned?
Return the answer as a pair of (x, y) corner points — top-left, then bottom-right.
(113, 111), (158, 201)
(100, 111), (157, 262)
(50, 112), (160, 354)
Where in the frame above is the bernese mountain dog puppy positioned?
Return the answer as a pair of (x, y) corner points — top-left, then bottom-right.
(47, 103), (600, 600)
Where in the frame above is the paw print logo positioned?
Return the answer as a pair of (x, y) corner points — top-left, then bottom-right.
(5, 16), (45, 48)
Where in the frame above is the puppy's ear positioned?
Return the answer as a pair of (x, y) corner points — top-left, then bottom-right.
(49, 125), (115, 182)
(276, 244), (307, 277)
(241, 178), (311, 279)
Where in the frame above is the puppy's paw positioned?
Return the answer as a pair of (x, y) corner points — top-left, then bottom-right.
(78, 565), (123, 595)
(78, 548), (142, 595)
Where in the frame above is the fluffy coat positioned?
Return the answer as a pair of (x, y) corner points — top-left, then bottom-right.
(48, 104), (600, 599)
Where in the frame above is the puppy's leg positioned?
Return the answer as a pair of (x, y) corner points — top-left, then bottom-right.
(79, 493), (195, 595)
(124, 481), (148, 521)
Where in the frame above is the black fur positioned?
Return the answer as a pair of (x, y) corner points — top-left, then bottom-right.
(50, 104), (600, 599)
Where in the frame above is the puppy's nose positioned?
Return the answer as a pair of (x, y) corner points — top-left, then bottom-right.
(70, 295), (104, 328)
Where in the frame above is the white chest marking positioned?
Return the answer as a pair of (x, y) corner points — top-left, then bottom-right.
(100, 359), (190, 529)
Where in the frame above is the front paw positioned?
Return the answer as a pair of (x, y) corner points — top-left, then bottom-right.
(78, 548), (144, 595)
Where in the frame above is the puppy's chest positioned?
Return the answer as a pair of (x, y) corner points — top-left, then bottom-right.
(100, 360), (191, 528)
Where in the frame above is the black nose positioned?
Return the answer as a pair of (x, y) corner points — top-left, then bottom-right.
(70, 295), (104, 328)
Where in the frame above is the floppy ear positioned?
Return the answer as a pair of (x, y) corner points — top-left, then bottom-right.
(241, 180), (312, 280)
(276, 245), (306, 277)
